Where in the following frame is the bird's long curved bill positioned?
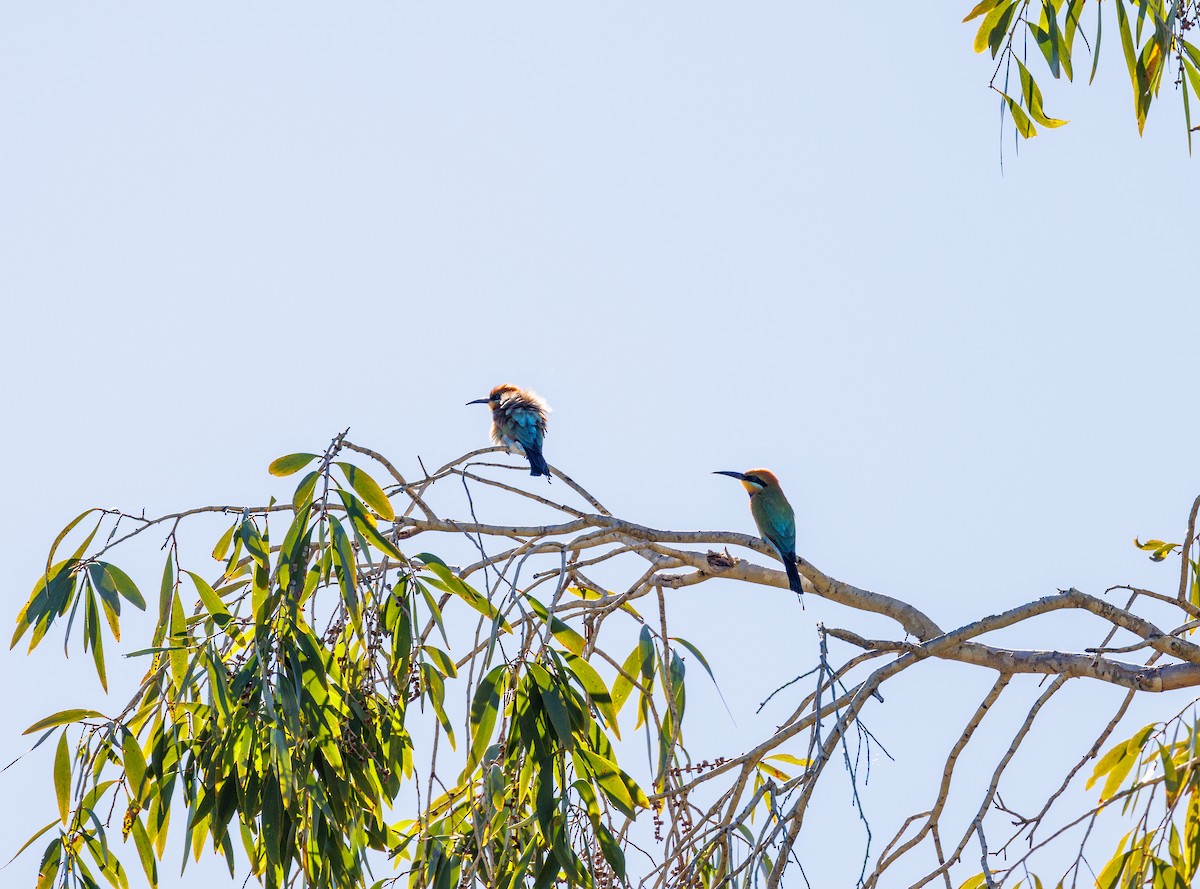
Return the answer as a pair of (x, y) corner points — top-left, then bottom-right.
(713, 470), (749, 481)
(466, 398), (490, 406)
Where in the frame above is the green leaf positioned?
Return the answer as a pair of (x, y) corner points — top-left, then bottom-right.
(766, 752), (810, 769)
(1063, 0), (1086, 61)
(268, 453), (319, 477)
(13, 559), (78, 651)
(1184, 60), (1194, 156)
(169, 589), (188, 688)
(87, 566), (122, 639)
(1114, 0), (1142, 129)
(211, 522), (237, 562)
(563, 651), (620, 740)
(1016, 58), (1068, 127)
(529, 662), (573, 751)
(185, 571), (232, 627)
(577, 747), (648, 818)
(329, 516), (360, 629)
(670, 635), (733, 719)
(975, 1), (1017, 56)
(421, 663), (456, 749)
(462, 665), (506, 782)
(292, 470), (319, 513)
(25, 709), (107, 735)
(99, 562), (146, 610)
(122, 731), (148, 803)
(152, 557), (173, 648)
(596, 823), (626, 881)
(86, 585), (108, 691)
(1088, 0), (1103, 83)
(1184, 40), (1200, 72)
(53, 731), (71, 825)
(6, 819), (59, 868)
(421, 645), (458, 679)
(526, 594), (585, 656)
(999, 91), (1038, 138)
(1028, 3), (1073, 81)
(963, 0), (1005, 23)
(336, 463), (395, 521)
(239, 519), (269, 567)
(35, 837), (62, 889)
(46, 509), (101, 571)
(130, 816), (158, 888)
(611, 644), (643, 715)
(419, 554), (510, 631)
(1088, 723), (1154, 796)
(1095, 840), (1132, 889)
(89, 563), (143, 641)
(337, 490), (404, 561)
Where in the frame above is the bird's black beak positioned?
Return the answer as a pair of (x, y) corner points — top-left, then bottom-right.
(466, 398), (490, 406)
(713, 471), (749, 481)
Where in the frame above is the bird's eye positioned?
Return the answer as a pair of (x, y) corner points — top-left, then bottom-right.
(490, 394), (500, 402)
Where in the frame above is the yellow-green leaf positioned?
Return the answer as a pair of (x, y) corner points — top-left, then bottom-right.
(24, 709), (106, 735)
(963, 0), (1005, 22)
(526, 594), (585, 656)
(122, 730), (148, 803)
(1016, 58), (1068, 127)
(268, 453), (319, 477)
(53, 731), (70, 825)
(1000, 91), (1038, 138)
(975, 1), (1017, 55)
(211, 522), (237, 562)
(336, 462), (394, 521)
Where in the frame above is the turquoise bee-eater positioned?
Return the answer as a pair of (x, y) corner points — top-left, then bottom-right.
(467, 384), (552, 477)
(714, 468), (804, 600)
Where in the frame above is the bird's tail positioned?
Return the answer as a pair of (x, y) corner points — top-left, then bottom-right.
(526, 446), (551, 478)
(784, 556), (804, 604)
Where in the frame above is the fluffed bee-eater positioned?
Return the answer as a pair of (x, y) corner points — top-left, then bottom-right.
(467, 384), (552, 477)
(714, 468), (804, 600)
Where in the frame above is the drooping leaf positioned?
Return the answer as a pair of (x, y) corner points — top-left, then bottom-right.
(563, 651), (620, 739)
(1000, 91), (1038, 138)
(526, 594), (585, 656)
(292, 470), (319, 513)
(462, 665), (506, 782)
(611, 643), (643, 715)
(974, 1), (1017, 56)
(337, 490), (404, 561)
(535, 666), (575, 751)
(963, 0), (1006, 23)
(335, 463), (395, 521)
(122, 730), (148, 804)
(577, 747), (648, 818)
(53, 731), (70, 825)
(419, 554), (510, 631)
(185, 571), (232, 628)
(45, 509), (101, 572)
(1016, 58), (1068, 127)
(211, 522), (237, 562)
(13, 560), (78, 651)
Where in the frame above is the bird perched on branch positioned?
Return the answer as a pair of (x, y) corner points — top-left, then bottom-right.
(714, 468), (803, 601)
(467, 384), (552, 477)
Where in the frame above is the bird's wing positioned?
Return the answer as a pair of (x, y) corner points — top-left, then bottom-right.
(505, 405), (546, 447)
(752, 496), (796, 559)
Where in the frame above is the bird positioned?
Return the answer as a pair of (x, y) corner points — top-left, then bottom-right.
(467, 384), (552, 477)
(713, 468), (804, 601)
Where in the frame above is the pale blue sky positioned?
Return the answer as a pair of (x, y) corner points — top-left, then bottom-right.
(2, 4), (1198, 887)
